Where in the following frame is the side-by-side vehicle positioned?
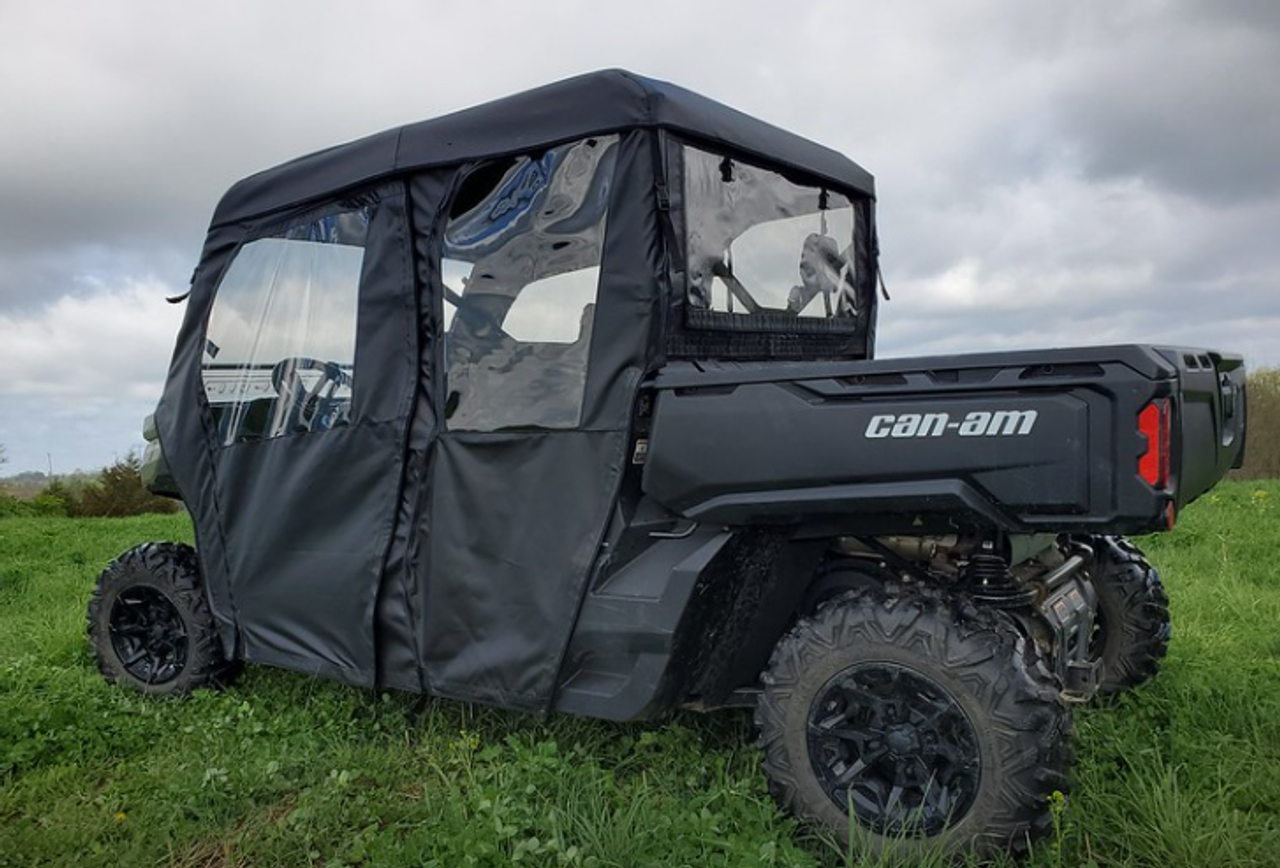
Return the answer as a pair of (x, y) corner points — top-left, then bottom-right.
(89, 70), (1246, 857)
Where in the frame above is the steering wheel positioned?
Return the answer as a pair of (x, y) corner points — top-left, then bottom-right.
(270, 357), (353, 433)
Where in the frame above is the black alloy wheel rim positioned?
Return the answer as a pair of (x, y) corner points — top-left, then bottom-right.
(807, 662), (981, 836)
(108, 587), (189, 685)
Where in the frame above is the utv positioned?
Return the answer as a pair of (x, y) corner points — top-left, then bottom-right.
(89, 70), (1247, 857)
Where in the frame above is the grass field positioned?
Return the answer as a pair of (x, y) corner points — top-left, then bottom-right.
(1, 479), (1278, 867)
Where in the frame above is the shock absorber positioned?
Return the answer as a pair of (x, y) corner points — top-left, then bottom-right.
(961, 543), (1037, 608)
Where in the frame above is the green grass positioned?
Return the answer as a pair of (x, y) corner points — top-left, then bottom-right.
(1, 481), (1278, 867)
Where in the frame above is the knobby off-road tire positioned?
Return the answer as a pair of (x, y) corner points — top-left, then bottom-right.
(756, 588), (1073, 859)
(87, 542), (236, 696)
(1087, 535), (1170, 697)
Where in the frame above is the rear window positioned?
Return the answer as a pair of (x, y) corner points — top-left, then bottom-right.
(678, 144), (874, 359)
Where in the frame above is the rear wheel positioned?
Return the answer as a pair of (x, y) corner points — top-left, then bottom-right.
(1086, 535), (1170, 696)
(756, 589), (1072, 858)
(87, 542), (237, 696)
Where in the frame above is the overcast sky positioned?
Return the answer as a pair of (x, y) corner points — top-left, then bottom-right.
(1, 0), (1277, 475)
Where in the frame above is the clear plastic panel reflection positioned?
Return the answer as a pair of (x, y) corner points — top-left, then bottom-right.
(202, 209), (369, 445)
(683, 146), (860, 322)
(441, 136), (618, 431)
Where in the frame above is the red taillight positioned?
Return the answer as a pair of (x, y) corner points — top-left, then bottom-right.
(1138, 399), (1171, 489)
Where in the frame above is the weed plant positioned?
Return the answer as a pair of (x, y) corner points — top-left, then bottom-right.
(1, 481), (1278, 867)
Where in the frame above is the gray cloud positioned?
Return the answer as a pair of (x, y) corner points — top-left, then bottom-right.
(1047, 1), (1280, 203)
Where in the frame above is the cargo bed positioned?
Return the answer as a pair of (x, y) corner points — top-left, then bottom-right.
(642, 345), (1246, 535)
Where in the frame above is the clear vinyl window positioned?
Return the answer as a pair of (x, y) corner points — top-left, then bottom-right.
(683, 146), (861, 323)
(441, 135), (617, 431)
(202, 208), (369, 445)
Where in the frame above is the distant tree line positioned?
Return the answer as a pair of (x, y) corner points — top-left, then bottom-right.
(1233, 368), (1280, 480)
(0, 452), (180, 518)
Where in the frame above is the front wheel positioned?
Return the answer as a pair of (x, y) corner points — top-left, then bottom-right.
(87, 542), (237, 696)
(756, 589), (1073, 859)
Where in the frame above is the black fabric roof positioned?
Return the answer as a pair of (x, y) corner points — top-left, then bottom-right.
(212, 69), (876, 227)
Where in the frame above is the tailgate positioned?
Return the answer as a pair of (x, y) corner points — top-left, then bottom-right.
(1158, 348), (1247, 507)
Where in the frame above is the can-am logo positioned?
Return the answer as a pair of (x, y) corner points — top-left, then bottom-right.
(864, 410), (1038, 439)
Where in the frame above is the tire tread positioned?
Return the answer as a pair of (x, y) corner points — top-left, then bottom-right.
(755, 587), (1073, 858)
(1089, 535), (1170, 695)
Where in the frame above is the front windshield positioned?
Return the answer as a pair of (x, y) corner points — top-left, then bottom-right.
(683, 146), (862, 323)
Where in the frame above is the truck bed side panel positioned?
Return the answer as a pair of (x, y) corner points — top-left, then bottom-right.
(641, 346), (1219, 534)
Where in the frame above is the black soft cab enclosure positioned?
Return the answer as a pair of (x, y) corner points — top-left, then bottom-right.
(96, 70), (1244, 859)
(143, 69), (880, 707)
